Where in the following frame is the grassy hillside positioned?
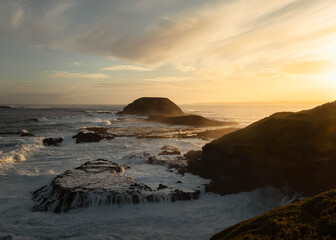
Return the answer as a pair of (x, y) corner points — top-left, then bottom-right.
(211, 187), (336, 240)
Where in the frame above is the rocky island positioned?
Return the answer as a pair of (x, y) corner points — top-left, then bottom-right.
(118, 97), (235, 127)
(118, 97), (184, 116)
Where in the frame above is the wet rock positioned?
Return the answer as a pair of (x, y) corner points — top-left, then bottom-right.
(72, 131), (114, 144)
(32, 159), (201, 213)
(157, 184), (169, 190)
(43, 137), (63, 146)
(159, 145), (182, 155)
(176, 181), (183, 184)
(84, 127), (109, 134)
(20, 130), (35, 137)
(118, 97), (184, 116)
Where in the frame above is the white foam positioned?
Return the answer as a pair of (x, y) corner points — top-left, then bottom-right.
(0, 142), (43, 173)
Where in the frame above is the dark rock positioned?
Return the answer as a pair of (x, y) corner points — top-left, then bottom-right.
(159, 145), (182, 155)
(170, 189), (200, 202)
(20, 130), (35, 137)
(72, 131), (114, 144)
(176, 181), (183, 184)
(84, 127), (109, 134)
(195, 128), (239, 139)
(211, 187), (336, 240)
(184, 150), (202, 162)
(188, 101), (336, 197)
(157, 184), (169, 190)
(118, 97), (184, 116)
(43, 137), (63, 146)
(148, 115), (234, 127)
(32, 159), (201, 213)
(0, 106), (11, 109)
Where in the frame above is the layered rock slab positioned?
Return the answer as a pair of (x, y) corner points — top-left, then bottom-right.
(32, 159), (200, 213)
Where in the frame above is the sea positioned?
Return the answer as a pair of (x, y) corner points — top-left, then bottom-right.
(0, 103), (316, 240)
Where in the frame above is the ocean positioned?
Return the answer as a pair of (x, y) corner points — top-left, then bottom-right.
(0, 103), (316, 240)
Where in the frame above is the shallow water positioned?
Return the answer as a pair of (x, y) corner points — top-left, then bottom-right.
(0, 103), (316, 239)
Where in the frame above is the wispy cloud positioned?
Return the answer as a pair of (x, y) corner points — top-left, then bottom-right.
(102, 65), (155, 72)
(46, 71), (109, 79)
(282, 60), (336, 75)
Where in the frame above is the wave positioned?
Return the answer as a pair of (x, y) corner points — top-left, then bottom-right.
(0, 142), (43, 170)
(33, 115), (112, 126)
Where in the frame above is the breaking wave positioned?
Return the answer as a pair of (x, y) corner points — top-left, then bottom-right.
(0, 142), (43, 171)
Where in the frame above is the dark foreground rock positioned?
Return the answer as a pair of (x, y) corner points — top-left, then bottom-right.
(118, 97), (184, 116)
(188, 101), (336, 197)
(43, 137), (63, 146)
(211, 187), (336, 240)
(72, 131), (114, 143)
(0, 106), (11, 109)
(148, 115), (234, 127)
(32, 159), (200, 213)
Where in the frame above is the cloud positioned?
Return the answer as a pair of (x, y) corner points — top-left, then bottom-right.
(282, 60), (336, 74)
(102, 65), (155, 72)
(46, 71), (109, 79)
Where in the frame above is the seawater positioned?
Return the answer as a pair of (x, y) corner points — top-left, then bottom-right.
(0, 103), (316, 240)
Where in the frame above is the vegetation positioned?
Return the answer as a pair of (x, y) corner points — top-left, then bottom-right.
(211, 187), (336, 240)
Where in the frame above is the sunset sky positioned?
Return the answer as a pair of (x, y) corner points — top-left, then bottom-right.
(0, 0), (335, 104)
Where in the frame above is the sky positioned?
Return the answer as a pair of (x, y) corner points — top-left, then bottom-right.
(0, 0), (335, 104)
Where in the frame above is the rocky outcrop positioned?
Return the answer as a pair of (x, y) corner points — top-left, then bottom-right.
(72, 131), (114, 144)
(187, 101), (336, 197)
(159, 145), (182, 155)
(211, 187), (336, 240)
(118, 97), (236, 127)
(20, 130), (35, 137)
(118, 97), (184, 116)
(0, 106), (11, 108)
(195, 128), (239, 140)
(148, 115), (233, 127)
(32, 159), (200, 213)
(43, 137), (63, 146)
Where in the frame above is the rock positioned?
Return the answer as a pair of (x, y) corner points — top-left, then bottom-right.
(195, 128), (239, 139)
(43, 137), (63, 146)
(159, 145), (182, 155)
(20, 129), (35, 137)
(176, 181), (183, 184)
(188, 101), (336, 197)
(84, 127), (109, 134)
(157, 184), (169, 190)
(211, 187), (336, 240)
(118, 97), (184, 116)
(148, 115), (234, 127)
(32, 159), (201, 213)
(0, 106), (11, 109)
(184, 150), (202, 162)
(72, 131), (114, 144)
